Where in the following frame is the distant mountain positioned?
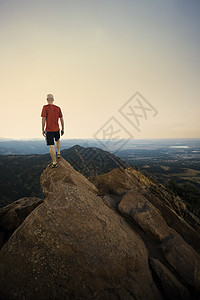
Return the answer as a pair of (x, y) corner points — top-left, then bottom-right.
(0, 139), (93, 155)
(61, 144), (129, 177)
(1, 138), (199, 155)
(0, 138), (128, 155)
(0, 139), (108, 155)
(0, 145), (130, 207)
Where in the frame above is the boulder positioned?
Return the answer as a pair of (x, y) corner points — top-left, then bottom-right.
(1, 158), (199, 299)
(118, 189), (200, 293)
(0, 197), (43, 249)
(89, 166), (154, 195)
(161, 234), (200, 291)
(91, 167), (200, 252)
(149, 184), (200, 235)
(143, 189), (200, 253)
(118, 190), (173, 242)
(0, 158), (161, 300)
(150, 258), (189, 299)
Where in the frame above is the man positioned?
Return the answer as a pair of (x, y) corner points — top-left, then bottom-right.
(41, 94), (64, 168)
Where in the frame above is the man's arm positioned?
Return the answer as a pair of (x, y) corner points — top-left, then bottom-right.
(60, 117), (64, 135)
(42, 117), (46, 137)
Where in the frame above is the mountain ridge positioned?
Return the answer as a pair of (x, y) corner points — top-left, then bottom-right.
(0, 145), (129, 207)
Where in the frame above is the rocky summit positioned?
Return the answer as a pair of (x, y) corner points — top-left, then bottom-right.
(0, 157), (200, 300)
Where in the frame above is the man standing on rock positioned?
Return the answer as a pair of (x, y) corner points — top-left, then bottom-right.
(41, 94), (64, 168)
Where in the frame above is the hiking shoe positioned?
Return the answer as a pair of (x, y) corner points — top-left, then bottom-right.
(49, 163), (59, 169)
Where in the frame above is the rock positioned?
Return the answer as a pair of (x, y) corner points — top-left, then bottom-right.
(89, 166), (155, 196)
(118, 189), (173, 242)
(125, 167), (155, 188)
(149, 184), (200, 235)
(143, 189), (200, 253)
(41, 157), (98, 198)
(118, 189), (200, 293)
(161, 234), (200, 291)
(91, 167), (200, 252)
(171, 196), (200, 235)
(150, 258), (190, 300)
(0, 197), (43, 249)
(1, 158), (199, 299)
(0, 158), (161, 300)
(91, 165), (200, 238)
(101, 194), (122, 211)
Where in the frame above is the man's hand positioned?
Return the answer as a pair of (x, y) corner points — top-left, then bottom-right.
(60, 117), (64, 136)
(42, 117), (46, 137)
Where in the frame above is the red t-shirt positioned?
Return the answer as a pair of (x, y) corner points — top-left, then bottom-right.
(41, 104), (63, 132)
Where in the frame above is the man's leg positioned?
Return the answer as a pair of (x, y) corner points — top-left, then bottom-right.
(56, 139), (61, 155)
(49, 145), (57, 164)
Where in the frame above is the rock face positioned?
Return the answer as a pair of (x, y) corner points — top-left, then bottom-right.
(0, 197), (43, 249)
(0, 158), (200, 299)
(88, 166), (154, 195)
(0, 158), (160, 300)
(90, 168), (200, 253)
(149, 258), (190, 300)
(118, 190), (200, 293)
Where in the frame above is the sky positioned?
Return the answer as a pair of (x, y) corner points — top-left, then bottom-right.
(0, 0), (199, 140)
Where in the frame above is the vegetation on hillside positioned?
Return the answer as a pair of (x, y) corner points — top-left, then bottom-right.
(166, 178), (200, 216)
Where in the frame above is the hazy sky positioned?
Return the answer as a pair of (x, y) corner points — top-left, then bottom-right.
(0, 0), (199, 140)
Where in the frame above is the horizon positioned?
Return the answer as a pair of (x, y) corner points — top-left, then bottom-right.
(0, 136), (199, 158)
(1, 137), (200, 141)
